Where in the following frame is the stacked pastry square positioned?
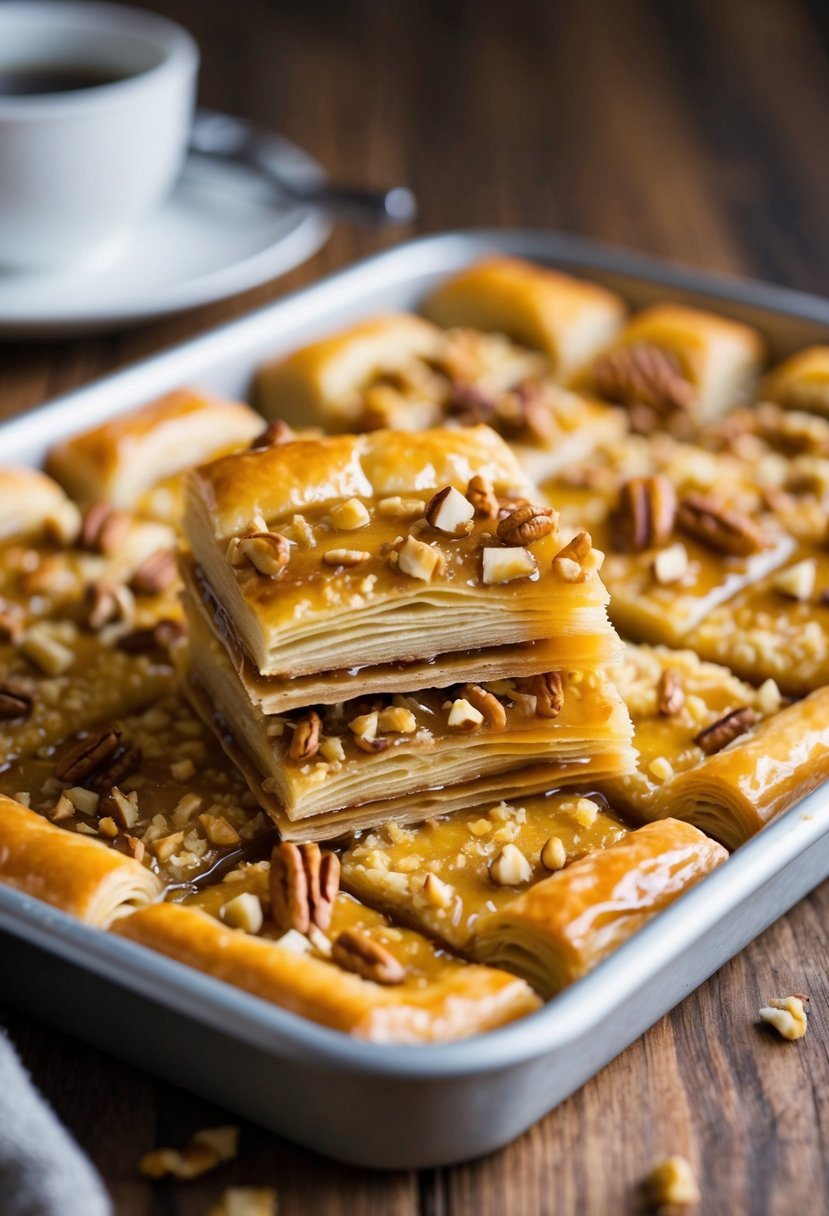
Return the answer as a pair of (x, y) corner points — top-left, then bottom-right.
(181, 424), (634, 840)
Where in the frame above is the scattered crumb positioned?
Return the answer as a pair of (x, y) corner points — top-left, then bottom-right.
(642, 1155), (700, 1207)
(138, 1125), (239, 1181)
(210, 1188), (278, 1216)
(759, 995), (809, 1040)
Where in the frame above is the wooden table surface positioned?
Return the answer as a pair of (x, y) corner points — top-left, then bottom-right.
(2, 0), (829, 1212)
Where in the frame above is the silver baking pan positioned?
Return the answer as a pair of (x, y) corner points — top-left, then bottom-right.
(1, 229), (829, 1169)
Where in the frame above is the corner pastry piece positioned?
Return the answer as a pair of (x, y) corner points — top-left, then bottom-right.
(184, 426), (619, 678)
(473, 819), (727, 997)
(763, 346), (829, 416)
(46, 389), (263, 521)
(585, 303), (765, 428)
(254, 313), (447, 430)
(0, 794), (162, 926)
(113, 872), (540, 1043)
(422, 256), (627, 376)
(342, 793), (630, 951)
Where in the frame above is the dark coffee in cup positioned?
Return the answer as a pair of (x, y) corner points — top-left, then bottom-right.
(0, 63), (133, 95)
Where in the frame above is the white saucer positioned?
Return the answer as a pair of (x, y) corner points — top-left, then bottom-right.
(0, 133), (332, 337)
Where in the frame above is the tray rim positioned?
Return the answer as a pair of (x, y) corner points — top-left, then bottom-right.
(2, 225), (828, 1082)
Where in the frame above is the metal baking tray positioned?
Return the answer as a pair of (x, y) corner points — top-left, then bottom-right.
(2, 229), (829, 1169)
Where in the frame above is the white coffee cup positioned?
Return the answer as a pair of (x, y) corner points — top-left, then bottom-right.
(0, 1), (199, 271)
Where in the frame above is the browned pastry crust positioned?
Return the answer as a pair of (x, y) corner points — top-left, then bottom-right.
(473, 819), (727, 996)
(0, 793), (162, 926)
(112, 899), (541, 1043)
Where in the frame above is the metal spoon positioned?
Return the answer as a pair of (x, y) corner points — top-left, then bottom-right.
(189, 108), (417, 228)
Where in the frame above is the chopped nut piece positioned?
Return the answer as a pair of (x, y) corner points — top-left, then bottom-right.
(319, 735), (346, 764)
(649, 756), (674, 782)
(377, 706), (417, 734)
(0, 681), (33, 721)
(222, 892), (264, 933)
(130, 548), (178, 595)
(421, 873), (454, 908)
(331, 928), (406, 985)
(572, 797), (599, 827)
(447, 697), (485, 730)
(529, 672), (564, 719)
(462, 683), (507, 730)
(694, 706), (757, 754)
(658, 667), (685, 717)
(496, 501), (557, 546)
(118, 618), (186, 655)
(153, 831), (185, 862)
(251, 418), (293, 448)
(349, 710), (379, 741)
(424, 485), (475, 536)
(759, 995), (808, 1040)
(51, 793), (74, 822)
(489, 843), (533, 886)
(642, 1156), (700, 1207)
(19, 625), (74, 676)
(540, 835), (566, 871)
(97, 816), (119, 838)
(210, 1187), (278, 1216)
(80, 502), (131, 555)
(773, 559), (816, 601)
(65, 786), (100, 816)
(330, 497), (371, 530)
(611, 475), (677, 553)
(377, 496), (424, 521)
(112, 834), (145, 862)
(653, 542), (689, 586)
(677, 493), (767, 557)
(233, 532), (291, 576)
(551, 532), (593, 582)
(170, 757), (196, 781)
(84, 580), (135, 631)
(289, 710), (322, 761)
(481, 545), (537, 584)
(397, 534), (442, 582)
(271, 841), (340, 933)
(100, 786), (139, 829)
(192, 1126), (239, 1163)
(465, 475), (499, 519)
(322, 548), (372, 567)
(199, 813), (241, 847)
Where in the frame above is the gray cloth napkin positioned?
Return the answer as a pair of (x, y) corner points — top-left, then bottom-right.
(0, 1029), (112, 1216)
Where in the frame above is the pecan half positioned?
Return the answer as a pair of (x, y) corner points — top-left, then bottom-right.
(90, 745), (142, 794)
(289, 710), (322, 761)
(130, 549), (178, 596)
(117, 618), (186, 654)
(465, 475), (499, 520)
(84, 580), (134, 631)
(677, 493), (767, 557)
(462, 683), (507, 730)
(0, 681), (33, 721)
(611, 475), (677, 553)
(270, 841), (340, 933)
(694, 707), (757, 754)
(55, 728), (122, 784)
(250, 418), (294, 449)
(331, 929), (406, 985)
(496, 502), (558, 546)
(80, 502), (131, 555)
(657, 668), (685, 717)
(530, 672), (564, 719)
(591, 342), (696, 415)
